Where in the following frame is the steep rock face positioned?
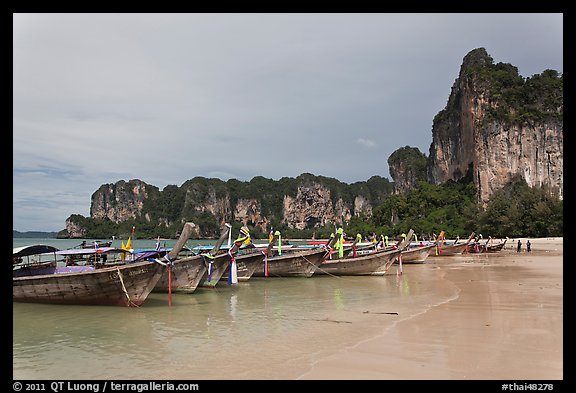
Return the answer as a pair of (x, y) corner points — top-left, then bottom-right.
(234, 198), (269, 232)
(65, 218), (86, 238)
(473, 119), (563, 204)
(79, 175), (387, 237)
(91, 180), (153, 223)
(353, 195), (372, 217)
(183, 185), (231, 227)
(388, 146), (428, 194)
(427, 48), (563, 205)
(282, 183), (337, 230)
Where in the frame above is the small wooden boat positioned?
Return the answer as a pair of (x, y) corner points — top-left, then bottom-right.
(221, 250), (266, 282)
(13, 222), (198, 306)
(153, 254), (207, 293)
(485, 237), (508, 252)
(467, 237), (509, 253)
(154, 225), (232, 292)
(197, 252), (234, 288)
(399, 243), (436, 263)
(251, 247), (331, 277)
(315, 248), (400, 276)
(79, 240), (113, 249)
(13, 245), (163, 307)
(435, 232), (475, 256)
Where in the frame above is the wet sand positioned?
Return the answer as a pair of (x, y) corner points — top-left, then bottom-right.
(298, 237), (563, 380)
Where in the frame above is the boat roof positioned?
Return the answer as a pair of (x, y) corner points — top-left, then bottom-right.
(13, 244), (60, 258)
(51, 247), (129, 256)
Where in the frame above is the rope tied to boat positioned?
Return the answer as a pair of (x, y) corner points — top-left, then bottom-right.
(116, 266), (139, 307)
(302, 254), (340, 279)
(153, 252), (173, 267)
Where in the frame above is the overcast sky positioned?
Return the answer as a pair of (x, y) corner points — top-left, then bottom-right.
(13, 13), (563, 232)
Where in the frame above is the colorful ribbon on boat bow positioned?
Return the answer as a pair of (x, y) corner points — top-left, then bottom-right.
(201, 253), (216, 282)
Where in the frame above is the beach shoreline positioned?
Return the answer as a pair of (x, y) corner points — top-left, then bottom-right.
(298, 237), (563, 380)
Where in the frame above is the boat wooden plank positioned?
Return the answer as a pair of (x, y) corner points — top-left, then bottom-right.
(315, 249), (400, 276)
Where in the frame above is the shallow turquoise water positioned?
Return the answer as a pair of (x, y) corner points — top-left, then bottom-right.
(13, 238), (457, 380)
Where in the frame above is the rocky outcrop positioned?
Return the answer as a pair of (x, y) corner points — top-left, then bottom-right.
(388, 146), (428, 194)
(282, 183), (337, 230)
(234, 198), (269, 232)
(90, 179), (155, 223)
(183, 184), (231, 228)
(65, 217), (86, 238)
(77, 174), (388, 237)
(353, 195), (372, 217)
(426, 48), (563, 205)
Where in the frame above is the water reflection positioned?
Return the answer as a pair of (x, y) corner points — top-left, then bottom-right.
(14, 264), (457, 379)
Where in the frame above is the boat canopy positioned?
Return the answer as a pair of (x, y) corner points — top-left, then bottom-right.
(51, 247), (129, 256)
(13, 245), (59, 258)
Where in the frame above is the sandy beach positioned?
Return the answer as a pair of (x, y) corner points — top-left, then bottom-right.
(12, 237), (563, 382)
(298, 237), (563, 380)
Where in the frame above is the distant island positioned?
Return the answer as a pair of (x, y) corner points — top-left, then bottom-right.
(13, 230), (59, 239)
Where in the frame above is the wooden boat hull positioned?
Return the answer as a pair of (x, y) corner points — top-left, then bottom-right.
(13, 261), (163, 307)
(469, 242), (507, 253)
(486, 243), (506, 252)
(222, 251), (265, 282)
(154, 255), (206, 293)
(252, 248), (328, 277)
(198, 253), (232, 288)
(399, 244), (436, 263)
(436, 242), (469, 256)
(467, 238), (508, 253)
(315, 249), (400, 276)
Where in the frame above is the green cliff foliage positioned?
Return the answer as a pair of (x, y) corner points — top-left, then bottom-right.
(343, 176), (562, 240)
(69, 174), (395, 239)
(464, 48), (562, 125)
(387, 146), (428, 182)
(433, 48), (563, 128)
(68, 172), (562, 240)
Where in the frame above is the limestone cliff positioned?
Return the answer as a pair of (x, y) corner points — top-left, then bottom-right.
(64, 217), (86, 238)
(91, 179), (157, 223)
(388, 146), (428, 194)
(282, 183), (336, 230)
(75, 174), (393, 237)
(425, 48), (562, 205)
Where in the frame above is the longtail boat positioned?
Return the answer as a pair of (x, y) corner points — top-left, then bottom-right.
(197, 253), (234, 288)
(399, 243), (436, 263)
(252, 247), (331, 277)
(435, 232), (475, 256)
(221, 250), (266, 282)
(467, 237), (509, 253)
(79, 240), (113, 249)
(315, 248), (400, 276)
(13, 245), (163, 307)
(13, 222), (198, 306)
(154, 224), (232, 292)
(485, 237), (508, 252)
(314, 229), (412, 275)
(153, 254), (207, 293)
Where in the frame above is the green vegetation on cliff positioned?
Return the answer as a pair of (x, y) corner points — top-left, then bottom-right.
(387, 146), (428, 184)
(67, 172), (562, 240)
(69, 174), (395, 239)
(465, 48), (562, 125)
(433, 48), (562, 128)
(343, 175), (562, 240)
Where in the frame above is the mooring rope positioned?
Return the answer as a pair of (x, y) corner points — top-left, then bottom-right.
(116, 266), (139, 307)
(301, 254), (340, 278)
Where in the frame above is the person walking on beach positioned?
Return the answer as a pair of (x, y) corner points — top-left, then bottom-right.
(527, 239), (531, 252)
(517, 239), (522, 252)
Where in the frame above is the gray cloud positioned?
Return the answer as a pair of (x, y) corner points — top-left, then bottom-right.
(13, 13), (563, 231)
